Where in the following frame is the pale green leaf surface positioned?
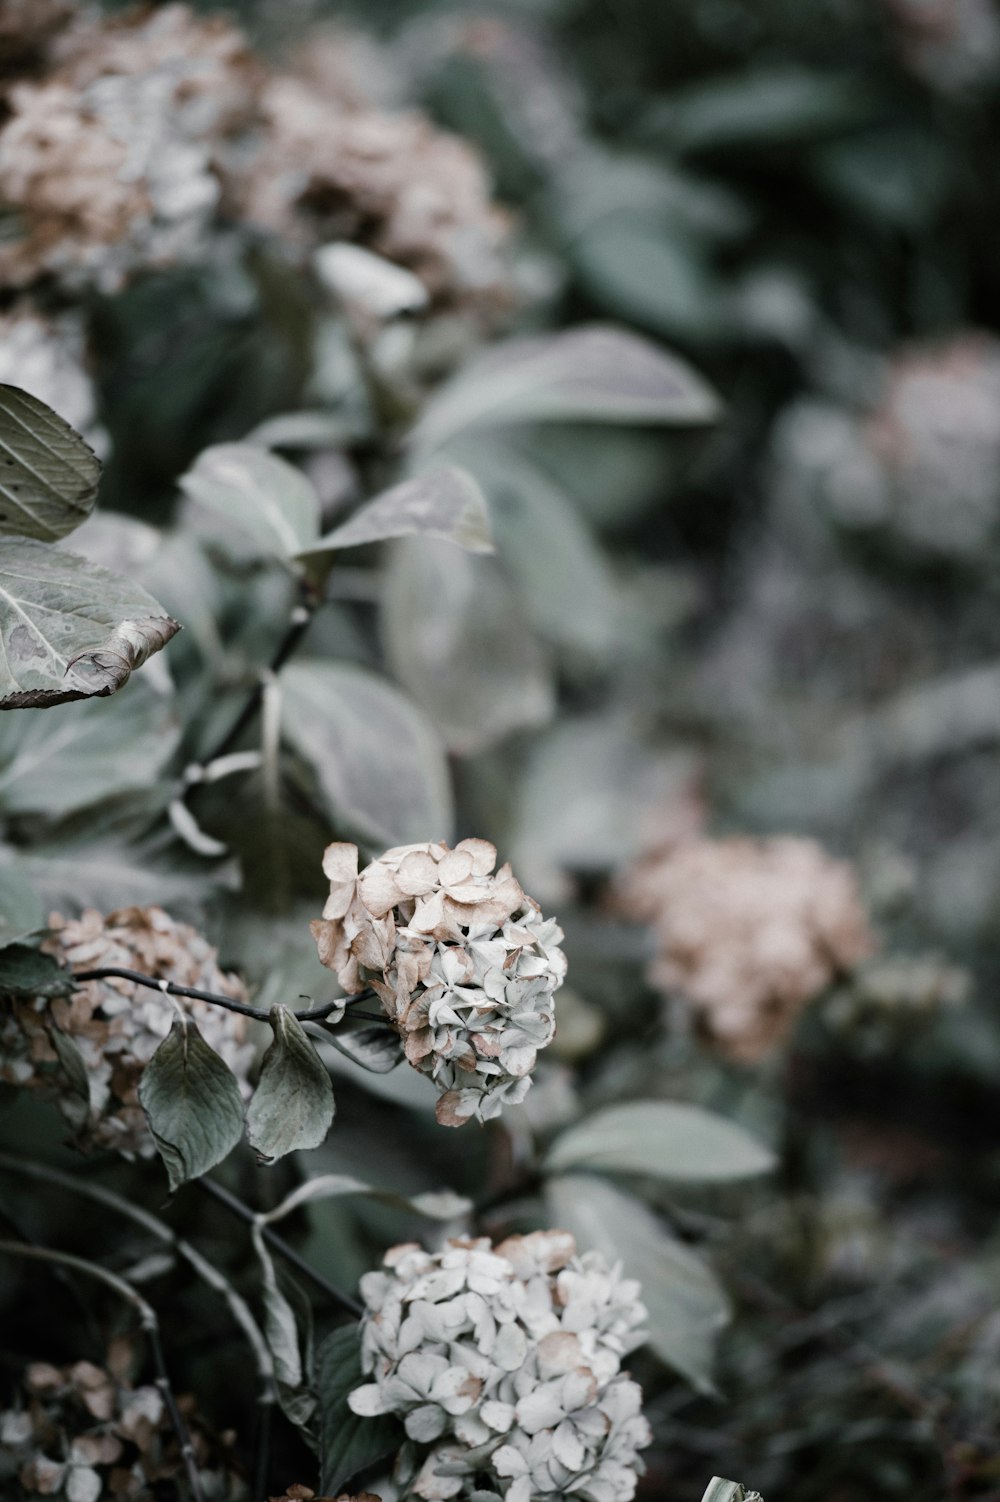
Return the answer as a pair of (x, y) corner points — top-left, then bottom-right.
(410, 325), (719, 455)
(545, 1100), (776, 1183)
(280, 660), (453, 847)
(0, 866), (43, 949)
(546, 1174), (730, 1392)
(138, 1015), (246, 1191)
(0, 539), (179, 708)
(260, 1172), (470, 1227)
(300, 466), (493, 557)
(0, 384), (102, 542)
(246, 1006), (336, 1163)
(179, 443), (321, 559)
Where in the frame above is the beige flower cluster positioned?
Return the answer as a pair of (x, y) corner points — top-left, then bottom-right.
(772, 333), (1000, 565)
(312, 841), (566, 1127)
(0, 906), (254, 1155)
(0, 1347), (245, 1501)
(619, 835), (875, 1061)
(349, 1231), (650, 1502)
(0, 0), (511, 316)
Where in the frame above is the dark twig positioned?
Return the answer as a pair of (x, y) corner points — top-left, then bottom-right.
(195, 1177), (363, 1318)
(71, 966), (379, 1025)
(0, 1239), (206, 1502)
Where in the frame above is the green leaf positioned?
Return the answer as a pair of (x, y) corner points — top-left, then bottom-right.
(320, 1022), (404, 1075)
(49, 1026), (91, 1103)
(0, 539), (180, 708)
(259, 1172), (470, 1228)
(246, 1006), (336, 1163)
(702, 1481), (764, 1502)
(545, 1101), (775, 1183)
(138, 1014), (246, 1191)
(316, 1324), (401, 1496)
(410, 325), (719, 456)
(251, 1221), (318, 1433)
(0, 384), (102, 542)
(299, 467), (493, 558)
(0, 676), (180, 816)
(1, 839), (236, 918)
(280, 660), (453, 847)
(179, 443), (321, 560)
(546, 1174), (730, 1393)
(0, 865), (44, 949)
(653, 66), (871, 155)
(381, 540), (554, 755)
(0, 944), (74, 999)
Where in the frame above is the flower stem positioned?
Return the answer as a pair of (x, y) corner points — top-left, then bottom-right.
(70, 965), (378, 1025)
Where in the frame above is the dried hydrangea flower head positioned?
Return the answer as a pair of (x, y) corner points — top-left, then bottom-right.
(0, 3), (261, 289)
(0, 906), (254, 1155)
(618, 835), (875, 1062)
(348, 1231), (650, 1502)
(311, 841), (566, 1127)
(0, 1345), (244, 1501)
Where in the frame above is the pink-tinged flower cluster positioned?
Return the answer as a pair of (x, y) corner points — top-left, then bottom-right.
(348, 1232), (650, 1502)
(312, 842), (566, 1127)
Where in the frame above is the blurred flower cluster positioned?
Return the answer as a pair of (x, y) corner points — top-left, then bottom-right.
(348, 1230), (650, 1501)
(0, 1343), (244, 1501)
(618, 835), (875, 1061)
(312, 841), (565, 1126)
(0, 906), (254, 1155)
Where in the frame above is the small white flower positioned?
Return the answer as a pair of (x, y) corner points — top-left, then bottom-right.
(347, 1232), (650, 1502)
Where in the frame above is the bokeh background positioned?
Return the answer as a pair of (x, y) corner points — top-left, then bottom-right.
(2, 0), (1000, 1497)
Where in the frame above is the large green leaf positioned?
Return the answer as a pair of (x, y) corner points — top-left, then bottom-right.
(316, 1324), (401, 1496)
(0, 676), (180, 815)
(0, 539), (179, 708)
(651, 66), (871, 155)
(545, 1101), (775, 1183)
(0, 385), (102, 542)
(381, 540), (554, 754)
(410, 325), (720, 455)
(246, 1006), (336, 1163)
(0, 866), (44, 950)
(299, 467), (493, 558)
(179, 443), (321, 560)
(1, 839), (235, 919)
(546, 1174), (730, 1393)
(280, 660), (453, 847)
(138, 1014), (246, 1191)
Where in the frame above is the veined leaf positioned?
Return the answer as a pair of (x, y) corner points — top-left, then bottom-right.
(179, 443), (321, 560)
(0, 539), (179, 708)
(138, 1014), (245, 1191)
(410, 324), (720, 455)
(0, 944), (74, 999)
(299, 467), (493, 558)
(280, 660), (453, 848)
(702, 1480), (764, 1502)
(259, 1172), (470, 1228)
(316, 1324), (401, 1496)
(545, 1100), (775, 1183)
(246, 1006), (336, 1163)
(0, 384), (101, 542)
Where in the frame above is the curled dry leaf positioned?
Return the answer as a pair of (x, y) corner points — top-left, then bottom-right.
(0, 539), (180, 708)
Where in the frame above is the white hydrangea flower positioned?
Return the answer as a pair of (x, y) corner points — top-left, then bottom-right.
(311, 842), (566, 1127)
(347, 1232), (650, 1502)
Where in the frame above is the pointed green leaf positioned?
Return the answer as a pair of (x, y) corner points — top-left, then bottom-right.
(702, 1481), (764, 1502)
(0, 944), (74, 999)
(280, 660), (453, 847)
(179, 443), (321, 560)
(410, 325), (720, 456)
(545, 1100), (775, 1183)
(49, 1025), (91, 1103)
(299, 467), (493, 558)
(138, 1014), (245, 1191)
(246, 1006), (335, 1163)
(259, 1172), (469, 1228)
(316, 1324), (401, 1496)
(0, 539), (180, 708)
(319, 1022), (403, 1075)
(0, 865), (44, 949)
(0, 384), (101, 542)
(251, 1221), (318, 1433)
(546, 1174), (730, 1393)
